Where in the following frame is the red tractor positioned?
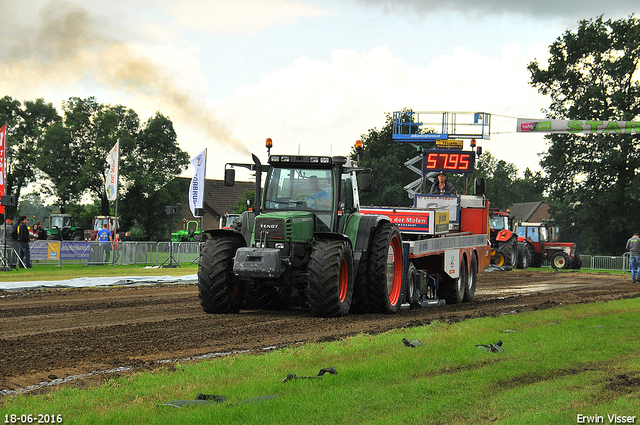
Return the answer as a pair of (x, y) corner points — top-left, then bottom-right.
(489, 209), (521, 268)
(514, 221), (582, 270)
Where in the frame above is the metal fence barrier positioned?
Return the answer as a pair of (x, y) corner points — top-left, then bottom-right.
(1, 238), (636, 273)
(2, 240), (203, 267)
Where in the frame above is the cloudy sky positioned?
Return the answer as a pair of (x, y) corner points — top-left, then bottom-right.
(0, 0), (637, 182)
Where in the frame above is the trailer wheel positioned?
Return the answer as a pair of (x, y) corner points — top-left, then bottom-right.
(438, 257), (465, 304)
(198, 237), (244, 314)
(463, 254), (478, 302)
(368, 223), (403, 314)
(405, 263), (419, 305)
(551, 252), (572, 270)
(308, 239), (354, 317)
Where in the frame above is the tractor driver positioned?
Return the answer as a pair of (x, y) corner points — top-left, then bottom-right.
(307, 175), (330, 209)
(429, 171), (457, 195)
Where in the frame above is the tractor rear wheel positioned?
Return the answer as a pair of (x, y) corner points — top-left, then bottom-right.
(516, 242), (532, 269)
(551, 252), (572, 270)
(572, 253), (583, 270)
(308, 239), (354, 317)
(463, 254), (478, 302)
(367, 223), (403, 314)
(198, 237), (244, 313)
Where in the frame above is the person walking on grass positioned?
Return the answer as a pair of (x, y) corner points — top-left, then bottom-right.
(626, 231), (640, 283)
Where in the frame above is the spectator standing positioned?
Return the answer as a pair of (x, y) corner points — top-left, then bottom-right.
(96, 223), (112, 264)
(626, 232), (640, 283)
(122, 231), (133, 264)
(112, 233), (121, 263)
(33, 221), (47, 240)
(16, 215), (32, 268)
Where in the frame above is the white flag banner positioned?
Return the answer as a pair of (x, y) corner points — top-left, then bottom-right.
(517, 118), (640, 135)
(105, 141), (119, 201)
(189, 149), (206, 216)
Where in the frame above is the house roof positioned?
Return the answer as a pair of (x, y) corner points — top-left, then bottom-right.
(178, 177), (256, 218)
(509, 201), (547, 223)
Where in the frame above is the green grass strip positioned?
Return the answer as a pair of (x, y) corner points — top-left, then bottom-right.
(2, 298), (639, 424)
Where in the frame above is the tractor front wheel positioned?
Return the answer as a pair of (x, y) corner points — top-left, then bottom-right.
(308, 239), (354, 317)
(367, 223), (403, 314)
(551, 252), (572, 270)
(198, 237), (244, 313)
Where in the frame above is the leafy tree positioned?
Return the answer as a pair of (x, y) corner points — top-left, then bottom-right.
(233, 190), (255, 214)
(475, 151), (546, 210)
(118, 113), (190, 240)
(350, 112), (422, 207)
(36, 97), (139, 212)
(35, 97), (190, 240)
(528, 15), (640, 254)
(0, 96), (61, 219)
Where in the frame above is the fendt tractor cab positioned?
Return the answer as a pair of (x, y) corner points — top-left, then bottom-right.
(515, 221), (582, 270)
(46, 213), (85, 241)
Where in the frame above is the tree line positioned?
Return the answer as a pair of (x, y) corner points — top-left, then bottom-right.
(0, 96), (190, 240)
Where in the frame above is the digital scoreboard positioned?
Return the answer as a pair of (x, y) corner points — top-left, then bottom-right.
(423, 149), (475, 173)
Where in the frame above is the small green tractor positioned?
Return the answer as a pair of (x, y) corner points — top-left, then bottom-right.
(46, 213), (85, 241)
(172, 219), (207, 242)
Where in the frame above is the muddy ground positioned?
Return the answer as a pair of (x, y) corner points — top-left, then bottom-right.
(1, 269), (639, 396)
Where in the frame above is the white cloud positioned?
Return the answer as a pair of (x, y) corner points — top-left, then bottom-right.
(166, 0), (333, 35)
(211, 44), (551, 181)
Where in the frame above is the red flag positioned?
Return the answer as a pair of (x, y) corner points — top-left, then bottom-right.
(0, 124), (5, 215)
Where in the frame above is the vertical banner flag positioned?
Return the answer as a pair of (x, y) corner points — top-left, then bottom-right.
(189, 149), (206, 216)
(105, 141), (119, 201)
(0, 124), (6, 215)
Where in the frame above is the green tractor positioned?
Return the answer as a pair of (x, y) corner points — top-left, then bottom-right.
(197, 148), (404, 318)
(172, 219), (207, 242)
(46, 213), (85, 241)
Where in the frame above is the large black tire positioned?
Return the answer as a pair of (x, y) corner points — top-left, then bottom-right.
(516, 242), (533, 269)
(244, 280), (290, 310)
(551, 252), (572, 270)
(497, 237), (518, 267)
(571, 253), (583, 270)
(368, 223), (404, 314)
(463, 254), (478, 302)
(308, 239), (354, 317)
(438, 256), (465, 304)
(405, 263), (419, 305)
(198, 237), (244, 313)
(349, 261), (370, 313)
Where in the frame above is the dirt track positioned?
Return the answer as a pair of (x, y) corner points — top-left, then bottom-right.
(1, 269), (639, 396)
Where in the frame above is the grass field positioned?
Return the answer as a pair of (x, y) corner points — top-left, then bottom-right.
(2, 297), (639, 424)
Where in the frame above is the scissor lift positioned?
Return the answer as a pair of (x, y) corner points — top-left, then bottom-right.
(391, 111), (491, 198)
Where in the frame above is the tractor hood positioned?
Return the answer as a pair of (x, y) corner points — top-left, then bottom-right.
(253, 211), (320, 244)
